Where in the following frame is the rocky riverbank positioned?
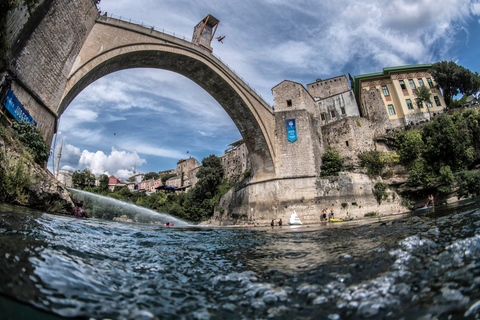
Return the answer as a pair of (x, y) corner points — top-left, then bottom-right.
(0, 121), (73, 214)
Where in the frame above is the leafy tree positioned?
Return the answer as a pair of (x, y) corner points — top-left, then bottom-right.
(413, 85), (433, 118)
(72, 169), (95, 188)
(358, 150), (385, 177)
(98, 174), (109, 191)
(437, 165), (454, 194)
(456, 170), (480, 199)
(11, 120), (50, 165)
(421, 114), (473, 170)
(373, 182), (389, 205)
(143, 171), (160, 181)
(184, 155), (224, 221)
(320, 146), (344, 177)
(395, 130), (424, 167)
(429, 61), (480, 107)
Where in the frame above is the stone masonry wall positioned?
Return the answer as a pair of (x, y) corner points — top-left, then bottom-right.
(306, 75), (350, 99)
(274, 109), (319, 178)
(9, 0), (98, 114)
(10, 82), (56, 143)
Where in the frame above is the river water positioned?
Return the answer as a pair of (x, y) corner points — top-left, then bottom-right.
(1, 197), (480, 320)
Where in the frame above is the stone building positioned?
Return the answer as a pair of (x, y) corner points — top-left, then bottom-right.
(354, 64), (446, 129)
(165, 157), (201, 191)
(307, 75), (360, 125)
(57, 169), (73, 187)
(219, 139), (251, 180)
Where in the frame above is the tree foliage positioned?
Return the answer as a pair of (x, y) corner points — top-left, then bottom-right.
(413, 85), (432, 109)
(143, 171), (159, 181)
(430, 61), (480, 107)
(72, 169), (95, 188)
(395, 130), (424, 167)
(320, 146), (344, 177)
(393, 109), (480, 193)
(11, 120), (50, 165)
(98, 174), (109, 191)
(184, 155), (224, 221)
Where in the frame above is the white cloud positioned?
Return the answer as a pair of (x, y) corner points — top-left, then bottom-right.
(119, 141), (187, 160)
(78, 148), (146, 178)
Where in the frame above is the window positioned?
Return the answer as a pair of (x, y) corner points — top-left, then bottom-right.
(426, 101), (433, 108)
(330, 110), (335, 118)
(388, 104), (396, 115)
(418, 79), (424, 87)
(427, 78), (434, 88)
(416, 99), (423, 108)
(382, 85), (390, 96)
(287, 99), (292, 107)
(341, 107), (346, 115)
(434, 96), (441, 106)
(409, 79), (416, 89)
(399, 80), (407, 90)
(406, 99), (414, 110)
(321, 113), (326, 121)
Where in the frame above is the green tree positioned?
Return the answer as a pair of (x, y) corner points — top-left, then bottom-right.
(72, 169), (95, 188)
(395, 130), (424, 167)
(429, 61), (480, 107)
(422, 114), (473, 170)
(413, 85), (433, 117)
(98, 174), (109, 191)
(143, 171), (160, 181)
(320, 146), (344, 177)
(358, 150), (385, 177)
(184, 155), (224, 221)
(11, 120), (50, 165)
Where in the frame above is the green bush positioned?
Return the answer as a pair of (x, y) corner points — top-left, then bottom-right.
(0, 152), (33, 204)
(320, 146), (344, 177)
(456, 170), (480, 199)
(11, 120), (50, 165)
(373, 182), (389, 205)
(359, 150), (385, 177)
(364, 211), (377, 217)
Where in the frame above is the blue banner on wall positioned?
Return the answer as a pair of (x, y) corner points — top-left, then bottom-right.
(3, 89), (37, 127)
(286, 118), (297, 142)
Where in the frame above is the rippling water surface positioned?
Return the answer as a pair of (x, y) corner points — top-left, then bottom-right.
(1, 198), (480, 319)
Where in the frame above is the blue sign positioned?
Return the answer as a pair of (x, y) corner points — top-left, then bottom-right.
(3, 89), (36, 127)
(286, 118), (297, 142)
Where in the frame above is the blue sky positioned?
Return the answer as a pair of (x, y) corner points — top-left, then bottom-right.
(48, 0), (480, 178)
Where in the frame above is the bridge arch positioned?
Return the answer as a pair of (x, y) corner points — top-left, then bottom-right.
(59, 17), (276, 180)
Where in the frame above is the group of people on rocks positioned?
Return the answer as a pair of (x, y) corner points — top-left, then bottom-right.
(321, 208), (335, 221)
(270, 219), (283, 227)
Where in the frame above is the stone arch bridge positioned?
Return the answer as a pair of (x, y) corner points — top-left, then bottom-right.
(60, 16), (276, 181)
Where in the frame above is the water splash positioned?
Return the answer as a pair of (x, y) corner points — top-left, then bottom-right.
(68, 188), (191, 226)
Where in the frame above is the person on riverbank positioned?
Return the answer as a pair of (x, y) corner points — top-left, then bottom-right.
(429, 195), (435, 207)
(330, 208), (335, 220)
(321, 209), (327, 222)
(278, 219), (283, 226)
(72, 200), (89, 218)
(271, 219), (275, 227)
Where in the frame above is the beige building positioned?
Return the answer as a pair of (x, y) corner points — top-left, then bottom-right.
(165, 157), (201, 191)
(57, 169), (73, 187)
(354, 64), (446, 128)
(219, 139), (251, 180)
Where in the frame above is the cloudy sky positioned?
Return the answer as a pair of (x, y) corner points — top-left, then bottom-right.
(49, 0), (480, 178)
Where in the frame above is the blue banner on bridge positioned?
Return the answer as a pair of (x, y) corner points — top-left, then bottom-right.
(286, 118), (297, 142)
(3, 89), (37, 127)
